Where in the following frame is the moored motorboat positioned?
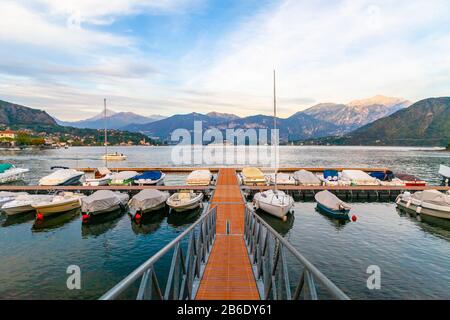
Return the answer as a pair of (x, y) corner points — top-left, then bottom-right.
(0, 191), (27, 207)
(166, 191), (203, 212)
(294, 170), (322, 186)
(102, 152), (127, 161)
(32, 192), (84, 219)
(133, 171), (166, 185)
(253, 189), (294, 221)
(81, 190), (129, 222)
(39, 169), (85, 186)
(266, 173), (296, 185)
(315, 190), (352, 220)
(0, 163), (29, 184)
(240, 167), (266, 186)
(396, 190), (450, 220)
(318, 169), (351, 186)
(83, 167), (112, 186)
(129, 189), (170, 220)
(1, 194), (54, 216)
(439, 164), (450, 186)
(395, 173), (427, 187)
(109, 171), (138, 186)
(186, 170), (212, 186)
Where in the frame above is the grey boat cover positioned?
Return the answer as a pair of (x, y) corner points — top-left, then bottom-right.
(315, 190), (351, 211)
(129, 189), (169, 210)
(412, 190), (450, 205)
(111, 171), (138, 181)
(81, 190), (129, 213)
(294, 170), (321, 186)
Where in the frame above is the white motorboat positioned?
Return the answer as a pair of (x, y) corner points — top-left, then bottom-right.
(0, 191), (27, 207)
(294, 170), (322, 186)
(83, 167), (112, 186)
(33, 192), (84, 219)
(253, 190), (294, 221)
(396, 190), (450, 220)
(439, 164), (450, 186)
(166, 191), (203, 212)
(266, 173), (296, 185)
(102, 152), (127, 161)
(186, 170), (212, 186)
(109, 171), (139, 186)
(253, 71), (294, 221)
(101, 99), (126, 163)
(0, 163), (29, 184)
(129, 189), (170, 219)
(39, 169), (85, 186)
(1, 194), (54, 216)
(81, 190), (129, 220)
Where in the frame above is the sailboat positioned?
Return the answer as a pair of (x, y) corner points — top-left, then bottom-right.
(253, 71), (294, 221)
(100, 99), (127, 162)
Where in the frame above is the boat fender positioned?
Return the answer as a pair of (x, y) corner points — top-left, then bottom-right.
(36, 212), (44, 220)
(406, 200), (411, 208)
(395, 195), (401, 204)
(351, 215), (357, 222)
(416, 206), (422, 214)
(135, 212), (142, 221)
(82, 213), (90, 223)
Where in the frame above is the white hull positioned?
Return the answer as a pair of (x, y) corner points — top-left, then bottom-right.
(134, 174), (166, 186)
(396, 196), (450, 220)
(167, 193), (203, 212)
(83, 177), (111, 186)
(254, 190), (294, 220)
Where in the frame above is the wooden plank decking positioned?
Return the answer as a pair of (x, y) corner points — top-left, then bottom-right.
(195, 168), (260, 300)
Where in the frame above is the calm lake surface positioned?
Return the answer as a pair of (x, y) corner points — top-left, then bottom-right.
(0, 146), (449, 299)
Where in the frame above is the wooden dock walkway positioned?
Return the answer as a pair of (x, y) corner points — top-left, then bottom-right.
(195, 168), (260, 300)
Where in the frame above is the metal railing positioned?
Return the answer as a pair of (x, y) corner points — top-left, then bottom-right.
(244, 206), (350, 300)
(100, 206), (217, 300)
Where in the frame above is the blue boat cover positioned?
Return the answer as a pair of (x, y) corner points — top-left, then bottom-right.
(369, 171), (395, 181)
(135, 171), (162, 180)
(323, 170), (338, 180)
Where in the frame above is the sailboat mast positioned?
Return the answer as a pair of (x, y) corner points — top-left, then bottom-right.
(273, 70), (278, 192)
(104, 98), (108, 167)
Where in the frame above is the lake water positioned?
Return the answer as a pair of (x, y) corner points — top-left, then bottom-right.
(0, 146), (449, 299)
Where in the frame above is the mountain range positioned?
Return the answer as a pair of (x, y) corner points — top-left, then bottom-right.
(303, 95), (411, 131)
(330, 97), (450, 146)
(119, 95), (410, 142)
(0, 100), (56, 125)
(56, 109), (165, 130)
(0, 100), (150, 146)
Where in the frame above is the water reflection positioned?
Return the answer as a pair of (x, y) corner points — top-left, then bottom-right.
(81, 209), (124, 238)
(32, 209), (80, 232)
(396, 207), (450, 241)
(255, 210), (295, 236)
(167, 207), (202, 228)
(1, 211), (35, 227)
(131, 210), (167, 235)
(314, 207), (351, 231)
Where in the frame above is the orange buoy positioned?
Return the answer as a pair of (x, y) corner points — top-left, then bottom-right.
(36, 212), (44, 220)
(82, 214), (90, 222)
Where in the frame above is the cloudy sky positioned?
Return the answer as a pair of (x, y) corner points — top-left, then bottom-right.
(0, 0), (449, 120)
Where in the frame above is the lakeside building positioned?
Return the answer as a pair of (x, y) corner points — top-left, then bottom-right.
(0, 130), (17, 139)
